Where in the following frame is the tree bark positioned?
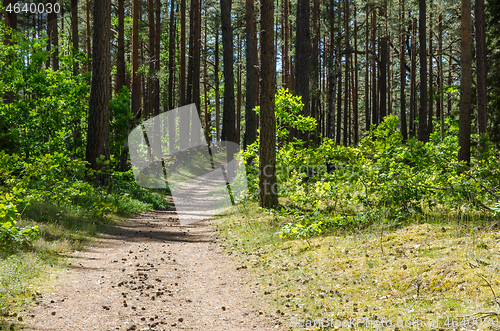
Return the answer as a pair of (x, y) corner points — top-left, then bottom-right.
(343, 0), (350, 146)
(458, 0), (472, 163)
(147, 0), (156, 119)
(428, 6), (434, 134)
(410, 18), (417, 137)
(72, 0), (80, 76)
(475, 0), (487, 155)
(86, 0), (91, 72)
(220, 0), (237, 144)
(131, 0), (141, 121)
(180, 0), (186, 105)
(259, 0), (278, 209)
(215, 18), (221, 141)
(418, 0), (428, 142)
(243, 0), (257, 149)
(399, 0), (407, 141)
(296, 0), (310, 140)
(86, 0), (111, 185)
(191, 0), (202, 145)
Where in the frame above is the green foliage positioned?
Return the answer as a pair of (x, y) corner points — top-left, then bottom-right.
(0, 27), (90, 158)
(272, 115), (500, 239)
(0, 193), (39, 249)
(110, 86), (132, 157)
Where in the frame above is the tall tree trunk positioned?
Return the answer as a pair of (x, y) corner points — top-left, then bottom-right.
(379, 2), (387, 120)
(115, 0), (126, 93)
(353, 5), (359, 144)
(180, 0), (186, 105)
(147, 0), (155, 119)
(311, 0), (320, 145)
(154, 0), (161, 115)
(410, 17), (417, 137)
(220, 0), (236, 144)
(475, 0), (487, 155)
(131, 0), (141, 120)
(215, 19), (221, 141)
(72, 0), (80, 76)
(418, 0), (428, 142)
(168, 0), (177, 151)
(343, 0), (350, 146)
(336, 68), (342, 145)
(438, 13), (444, 141)
(191, 0), (202, 145)
(244, 0), (257, 149)
(237, 36), (242, 143)
(399, 0), (407, 141)
(282, 0), (289, 89)
(327, 0), (336, 140)
(296, 0), (310, 140)
(47, 0), (59, 70)
(371, 10), (378, 126)
(204, 10), (210, 143)
(168, 0), (176, 110)
(86, 0), (111, 185)
(3, 0), (17, 105)
(365, 6), (370, 132)
(458, 0), (472, 162)
(259, 0), (278, 209)
(86, 0), (91, 71)
(428, 6), (433, 134)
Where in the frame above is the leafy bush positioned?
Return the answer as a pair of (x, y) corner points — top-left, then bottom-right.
(0, 193), (39, 249)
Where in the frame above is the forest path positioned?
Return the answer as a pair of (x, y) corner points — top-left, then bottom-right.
(23, 200), (284, 331)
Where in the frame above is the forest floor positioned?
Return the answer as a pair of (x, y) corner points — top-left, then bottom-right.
(18, 199), (285, 331)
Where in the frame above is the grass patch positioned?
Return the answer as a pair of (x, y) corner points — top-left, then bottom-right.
(214, 200), (500, 330)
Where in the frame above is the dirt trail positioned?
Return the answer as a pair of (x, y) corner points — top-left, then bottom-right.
(23, 202), (284, 331)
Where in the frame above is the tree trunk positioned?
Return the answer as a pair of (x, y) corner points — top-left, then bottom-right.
(343, 0), (350, 146)
(180, 0), (186, 105)
(259, 0), (278, 209)
(336, 68), (342, 145)
(428, 6), (434, 134)
(282, 0), (289, 89)
(131, 0), (141, 120)
(215, 19), (220, 141)
(311, 0), (320, 145)
(296, 0), (311, 140)
(237, 36), (242, 143)
(458, 0), (472, 163)
(371, 10), (378, 126)
(379, 2), (387, 120)
(147, 0), (155, 119)
(168, 0), (176, 110)
(154, 0), (161, 115)
(220, 0), (237, 144)
(72, 0), (80, 76)
(86, 0), (91, 72)
(353, 5), (359, 144)
(399, 0), (407, 141)
(86, 0), (111, 185)
(191, 0), (202, 145)
(168, 0), (176, 151)
(243, 0), (257, 149)
(115, 0), (126, 93)
(418, 0), (428, 142)
(365, 6), (370, 132)
(475, 0), (487, 155)
(410, 17), (417, 137)
(438, 14), (444, 141)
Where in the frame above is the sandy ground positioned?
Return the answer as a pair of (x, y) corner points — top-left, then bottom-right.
(22, 202), (284, 331)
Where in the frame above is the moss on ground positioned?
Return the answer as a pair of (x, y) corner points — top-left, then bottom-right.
(214, 201), (500, 330)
